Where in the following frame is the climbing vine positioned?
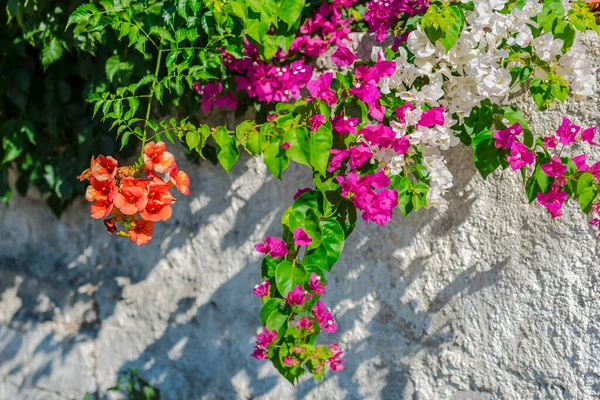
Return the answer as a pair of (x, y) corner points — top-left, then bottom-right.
(63, 0), (600, 384)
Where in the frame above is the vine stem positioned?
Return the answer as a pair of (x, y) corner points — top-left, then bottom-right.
(141, 48), (163, 157)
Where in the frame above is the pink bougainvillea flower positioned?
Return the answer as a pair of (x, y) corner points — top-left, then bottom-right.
(370, 170), (391, 189)
(213, 92), (238, 110)
(309, 272), (326, 295)
(368, 102), (386, 121)
(356, 60), (396, 82)
(349, 143), (373, 170)
(113, 177), (149, 215)
(312, 300), (337, 332)
(283, 356), (300, 366)
(90, 155), (118, 182)
(556, 117), (581, 145)
(144, 142), (176, 174)
(543, 135), (558, 148)
(366, 190), (398, 225)
(329, 148), (350, 173)
(332, 113), (359, 135)
(251, 327), (278, 360)
(493, 123), (522, 150)
(286, 285), (312, 306)
(417, 107), (445, 128)
(250, 348), (268, 360)
(196, 82), (238, 113)
(296, 316), (313, 331)
(573, 154), (590, 171)
(360, 124), (396, 148)
(281, 142), (291, 150)
(293, 228), (312, 246)
(328, 344), (345, 371)
(581, 127), (598, 145)
(307, 72), (337, 105)
(254, 236), (271, 254)
(309, 114), (325, 132)
(537, 184), (567, 218)
(128, 219), (154, 246)
(590, 161), (600, 179)
(349, 81), (380, 104)
(507, 142), (535, 171)
(254, 236), (288, 258)
(269, 237), (288, 258)
(331, 46), (357, 66)
(391, 135), (411, 155)
(253, 279), (270, 297)
(541, 156), (567, 177)
(394, 103), (415, 124)
(555, 175), (567, 187)
(293, 188), (312, 200)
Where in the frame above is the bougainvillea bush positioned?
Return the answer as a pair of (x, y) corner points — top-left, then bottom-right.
(53, 0), (600, 385)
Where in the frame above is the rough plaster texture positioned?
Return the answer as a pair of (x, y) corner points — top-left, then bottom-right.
(1, 33), (600, 400)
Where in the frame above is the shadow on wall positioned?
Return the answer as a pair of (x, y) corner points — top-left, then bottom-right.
(0, 143), (503, 398)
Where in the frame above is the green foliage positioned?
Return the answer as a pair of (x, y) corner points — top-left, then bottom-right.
(0, 0), (130, 212)
(84, 368), (160, 400)
(421, 2), (465, 52)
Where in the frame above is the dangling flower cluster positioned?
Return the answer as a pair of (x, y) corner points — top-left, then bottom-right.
(250, 224), (343, 377)
(78, 142), (190, 246)
(497, 117), (599, 220)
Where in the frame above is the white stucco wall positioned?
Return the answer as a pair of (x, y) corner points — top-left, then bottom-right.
(0, 33), (599, 400)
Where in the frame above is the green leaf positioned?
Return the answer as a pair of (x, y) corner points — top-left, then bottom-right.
(579, 188), (597, 214)
(319, 219), (345, 271)
(280, 0), (305, 27)
(303, 245), (328, 272)
(67, 4), (99, 28)
(472, 130), (502, 179)
(266, 309), (287, 336)
(421, 4), (465, 52)
(125, 97), (140, 120)
(245, 19), (269, 44)
(309, 125), (333, 176)
(261, 299), (282, 325)
(577, 173), (597, 213)
(501, 106), (529, 130)
(186, 130), (201, 150)
(275, 261), (306, 297)
(42, 37), (64, 67)
(120, 131), (132, 150)
(284, 127), (311, 167)
(150, 26), (175, 42)
(155, 83), (164, 105)
(213, 127), (239, 173)
(263, 141), (290, 180)
(6, 0), (18, 24)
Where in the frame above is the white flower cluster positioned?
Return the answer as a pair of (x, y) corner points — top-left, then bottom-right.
(390, 0), (596, 119)
(374, 0), (597, 212)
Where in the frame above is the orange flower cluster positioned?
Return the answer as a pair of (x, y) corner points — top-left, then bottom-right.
(77, 142), (190, 246)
